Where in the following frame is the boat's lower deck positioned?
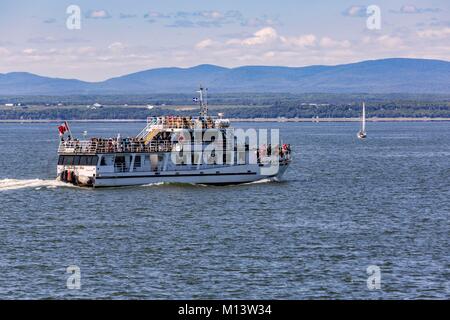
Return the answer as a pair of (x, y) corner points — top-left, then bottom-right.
(57, 161), (290, 187)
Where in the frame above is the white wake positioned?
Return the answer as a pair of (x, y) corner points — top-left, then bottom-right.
(0, 179), (74, 191)
(243, 178), (274, 185)
(141, 182), (167, 187)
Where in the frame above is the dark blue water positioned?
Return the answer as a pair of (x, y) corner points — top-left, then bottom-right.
(0, 121), (449, 299)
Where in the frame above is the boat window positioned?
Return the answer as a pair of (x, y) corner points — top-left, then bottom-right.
(192, 152), (201, 165)
(89, 156), (99, 166)
(115, 156), (125, 164)
(100, 156), (107, 166)
(79, 156), (88, 165)
(60, 155), (98, 166)
(63, 155), (74, 165)
(238, 151), (246, 164)
(134, 155), (141, 168)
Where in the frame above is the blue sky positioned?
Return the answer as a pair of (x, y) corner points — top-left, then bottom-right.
(0, 0), (449, 81)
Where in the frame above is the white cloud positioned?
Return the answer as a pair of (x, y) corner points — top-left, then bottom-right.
(108, 42), (126, 52)
(241, 16), (279, 28)
(378, 35), (403, 48)
(144, 11), (171, 19)
(119, 13), (138, 19)
(194, 28), (360, 67)
(342, 6), (367, 17)
(3, 19), (450, 81)
(76, 46), (97, 55)
(401, 5), (421, 14)
(227, 27), (278, 46)
(23, 48), (37, 55)
(417, 27), (450, 39)
(0, 47), (10, 56)
(226, 28), (350, 51)
(86, 10), (111, 19)
(361, 35), (404, 49)
(199, 11), (223, 19)
(393, 5), (441, 14)
(142, 10), (279, 29)
(195, 39), (214, 49)
(28, 36), (58, 44)
(281, 34), (317, 47)
(319, 37), (351, 49)
(263, 51), (276, 58)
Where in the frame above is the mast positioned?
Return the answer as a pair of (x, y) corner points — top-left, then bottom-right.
(198, 86), (208, 118)
(362, 102), (366, 132)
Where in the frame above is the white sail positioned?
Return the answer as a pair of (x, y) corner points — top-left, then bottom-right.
(361, 102), (366, 133)
(357, 102), (367, 139)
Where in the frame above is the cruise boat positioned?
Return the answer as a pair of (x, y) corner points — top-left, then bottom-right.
(56, 88), (292, 187)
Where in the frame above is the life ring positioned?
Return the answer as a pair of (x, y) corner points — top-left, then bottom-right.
(178, 135), (185, 143)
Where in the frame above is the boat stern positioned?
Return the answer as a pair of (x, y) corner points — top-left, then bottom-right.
(56, 154), (99, 187)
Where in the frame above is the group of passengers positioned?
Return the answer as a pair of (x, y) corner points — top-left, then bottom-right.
(148, 116), (216, 129)
(88, 137), (146, 153)
(256, 144), (291, 162)
(61, 131), (176, 153)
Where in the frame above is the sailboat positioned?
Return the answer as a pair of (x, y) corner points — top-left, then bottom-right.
(357, 102), (367, 139)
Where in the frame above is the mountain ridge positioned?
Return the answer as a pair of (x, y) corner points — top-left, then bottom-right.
(1, 58), (449, 95)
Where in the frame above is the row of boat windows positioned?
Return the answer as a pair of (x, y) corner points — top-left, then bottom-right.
(59, 153), (247, 167)
(58, 155), (99, 166)
(58, 155), (143, 167)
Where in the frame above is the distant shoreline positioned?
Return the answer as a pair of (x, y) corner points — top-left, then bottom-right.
(1, 117), (450, 123)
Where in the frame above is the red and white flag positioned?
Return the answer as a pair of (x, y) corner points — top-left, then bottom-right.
(58, 121), (69, 136)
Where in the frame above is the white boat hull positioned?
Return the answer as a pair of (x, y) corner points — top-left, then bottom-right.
(93, 162), (290, 187)
(357, 131), (367, 139)
(57, 161), (290, 187)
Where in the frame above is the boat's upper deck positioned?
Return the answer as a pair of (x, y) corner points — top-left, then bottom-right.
(58, 139), (174, 155)
(58, 115), (232, 155)
(136, 115), (230, 137)
(144, 115), (229, 130)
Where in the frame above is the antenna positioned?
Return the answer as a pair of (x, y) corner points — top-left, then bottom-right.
(198, 86), (208, 118)
(203, 87), (208, 117)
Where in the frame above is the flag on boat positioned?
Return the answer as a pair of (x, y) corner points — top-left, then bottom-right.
(58, 121), (69, 136)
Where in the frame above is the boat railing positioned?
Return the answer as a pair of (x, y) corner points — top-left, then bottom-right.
(114, 163), (128, 173)
(58, 139), (175, 154)
(58, 139), (292, 162)
(137, 116), (227, 138)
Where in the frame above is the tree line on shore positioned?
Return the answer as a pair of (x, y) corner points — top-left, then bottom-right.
(0, 94), (449, 119)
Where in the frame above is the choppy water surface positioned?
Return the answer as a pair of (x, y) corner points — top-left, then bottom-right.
(0, 121), (448, 299)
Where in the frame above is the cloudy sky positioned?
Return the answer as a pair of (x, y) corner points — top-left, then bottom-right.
(0, 0), (449, 81)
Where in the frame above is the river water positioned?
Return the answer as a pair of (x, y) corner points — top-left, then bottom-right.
(0, 121), (448, 299)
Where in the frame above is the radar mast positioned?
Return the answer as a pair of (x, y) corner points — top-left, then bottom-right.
(197, 86), (208, 118)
